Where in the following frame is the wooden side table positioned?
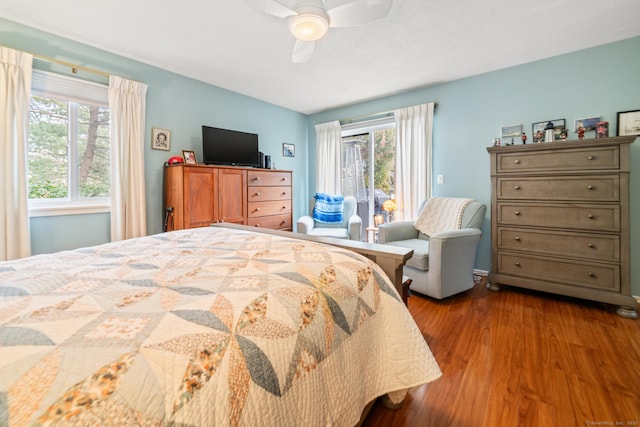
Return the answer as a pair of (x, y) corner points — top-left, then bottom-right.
(365, 226), (379, 243)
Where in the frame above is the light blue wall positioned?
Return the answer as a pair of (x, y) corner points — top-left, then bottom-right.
(1, 18), (309, 252)
(309, 36), (640, 295)
(3, 17), (639, 296)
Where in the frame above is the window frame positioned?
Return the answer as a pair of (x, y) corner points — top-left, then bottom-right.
(28, 70), (111, 217)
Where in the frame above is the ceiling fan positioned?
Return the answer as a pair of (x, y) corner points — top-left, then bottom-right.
(243, 0), (393, 63)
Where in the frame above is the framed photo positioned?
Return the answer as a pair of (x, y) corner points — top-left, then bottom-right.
(283, 143), (295, 158)
(182, 150), (197, 164)
(617, 109), (640, 136)
(532, 119), (566, 142)
(151, 127), (171, 151)
(574, 116), (600, 132)
(500, 124), (522, 140)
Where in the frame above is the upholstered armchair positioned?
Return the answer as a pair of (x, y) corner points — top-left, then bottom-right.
(378, 198), (486, 299)
(296, 196), (362, 241)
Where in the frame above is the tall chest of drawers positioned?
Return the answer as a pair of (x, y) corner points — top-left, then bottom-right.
(487, 136), (637, 318)
(247, 169), (293, 231)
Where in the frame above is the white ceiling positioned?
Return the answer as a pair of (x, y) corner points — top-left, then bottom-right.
(2, 0), (640, 114)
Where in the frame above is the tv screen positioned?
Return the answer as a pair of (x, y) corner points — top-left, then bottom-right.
(202, 126), (259, 167)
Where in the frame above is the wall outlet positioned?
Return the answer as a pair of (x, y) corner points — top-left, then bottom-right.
(436, 174), (444, 184)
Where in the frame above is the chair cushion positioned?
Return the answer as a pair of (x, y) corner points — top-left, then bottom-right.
(384, 238), (430, 271)
(307, 228), (351, 239)
(313, 196), (357, 229)
(313, 193), (344, 223)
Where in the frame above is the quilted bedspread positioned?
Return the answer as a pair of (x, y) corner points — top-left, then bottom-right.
(0, 227), (441, 426)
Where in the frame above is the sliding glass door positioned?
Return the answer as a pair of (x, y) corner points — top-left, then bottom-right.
(341, 120), (395, 239)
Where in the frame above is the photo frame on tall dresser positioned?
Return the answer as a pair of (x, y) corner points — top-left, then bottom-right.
(532, 119), (566, 142)
(283, 143), (295, 158)
(617, 109), (640, 136)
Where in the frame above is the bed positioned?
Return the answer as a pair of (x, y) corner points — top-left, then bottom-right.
(0, 226), (441, 426)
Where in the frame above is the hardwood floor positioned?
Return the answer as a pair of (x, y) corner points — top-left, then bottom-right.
(363, 283), (640, 427)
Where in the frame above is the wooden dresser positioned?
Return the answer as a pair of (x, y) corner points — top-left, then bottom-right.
(246, 169), (293, 230)
(487, 136), (637, 318)
(164, 164), (292, 232)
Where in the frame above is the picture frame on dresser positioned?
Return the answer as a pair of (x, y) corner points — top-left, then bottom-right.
(617, 109), (640, 136)
(532, 119), (565, 143)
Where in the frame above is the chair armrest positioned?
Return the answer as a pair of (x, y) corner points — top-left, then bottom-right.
(348, 215), (362, 241)
(429, 228), (482, 240)
(296, 215), (314, 234)
(378, 221), (419, 243)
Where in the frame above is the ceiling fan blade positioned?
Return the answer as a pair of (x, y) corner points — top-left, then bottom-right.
(243, 0), (296, 18)
(325, 0), (392, 27)
(292, 39), (315, 63)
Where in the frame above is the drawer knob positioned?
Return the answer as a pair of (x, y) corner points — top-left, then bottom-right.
(515, 262), (521, 267)
(281, 178), (286, 181)
(588, 214), (594, 219)
(514, 211), (521, 216)
(514, 185), (521, 190)
(282, 206), (286, 209)
(254, 224), (259, 227)
(282, 192), (286, 196)
(254, 177), (260, 181)
(587, 185), (593, 190)
(255, 208), (260, 212)
(515, 236), (520, 241)
(588, 243), (595, 248)
(588, 156), (595, 160)
(514, 160), (521, 164)
(588, 272), (595, 278)
(255, 192), (261, 196)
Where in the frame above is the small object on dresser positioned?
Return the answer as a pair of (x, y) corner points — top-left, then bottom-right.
(493, 137), (501, 147)
(544, 121), (555, 142)
(521, 132), (527, 144)
(596, 121), (609, 138)
(578, 127), (585, 139)
(560, 128), (568, 140)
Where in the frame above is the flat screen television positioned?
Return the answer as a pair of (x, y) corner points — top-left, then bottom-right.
(202, 126), (260, 167)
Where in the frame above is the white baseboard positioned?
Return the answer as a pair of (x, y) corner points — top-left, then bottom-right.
(473, 269), (488, 277)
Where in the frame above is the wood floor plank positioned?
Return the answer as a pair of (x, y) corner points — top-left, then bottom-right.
(362, 284), (640, 427)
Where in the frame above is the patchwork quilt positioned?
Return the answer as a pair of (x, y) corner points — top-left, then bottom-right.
(0, 227), (441, 426)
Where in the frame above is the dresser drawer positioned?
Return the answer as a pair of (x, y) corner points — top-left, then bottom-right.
(247, 213), (292, 230)
(496, 146), (620, 173)
(497, 252), (620, 291)
(248, 186), (291, 202)
(497, 175), (619, 202)
(248, 170), (291, 186)
(497, 227), (620, 262)
(248, 200), (292, 218)
(497, 202), (620, 232)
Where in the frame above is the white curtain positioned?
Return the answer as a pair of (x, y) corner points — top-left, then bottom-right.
(315, 120), (342, 194)
(0, 46), (32, 261)
(394, 102), (435, 221)
(108, 75), (148, 241)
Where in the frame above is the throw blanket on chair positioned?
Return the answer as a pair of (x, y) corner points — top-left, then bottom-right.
(414, 197), (474, 236)
(313, 193), (344, 223)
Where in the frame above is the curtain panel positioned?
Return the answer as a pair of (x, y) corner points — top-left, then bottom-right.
(394, 102), (435, 221)
(108, 76), (148, 241)
(315, 120), (342, 195)
(0, 46), (32, 260)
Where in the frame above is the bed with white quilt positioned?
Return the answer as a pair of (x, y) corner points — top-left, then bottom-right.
(0, 226), (441, 426)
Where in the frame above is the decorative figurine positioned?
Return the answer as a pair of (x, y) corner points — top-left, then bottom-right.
(560, 128), (568, 141)
(544, 121), (555, 143)
(534, 130), (544, 143)
(521, 132), (527, 144)
(493, 137), (501, 147)
(578, 127), (585, 139)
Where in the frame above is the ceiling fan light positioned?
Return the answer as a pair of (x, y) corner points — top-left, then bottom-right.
(289, 13), (329, 41)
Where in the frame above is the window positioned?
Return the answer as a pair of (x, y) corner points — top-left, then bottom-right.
(341, 117), (396, 235)
(28, 70), (110, 216)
